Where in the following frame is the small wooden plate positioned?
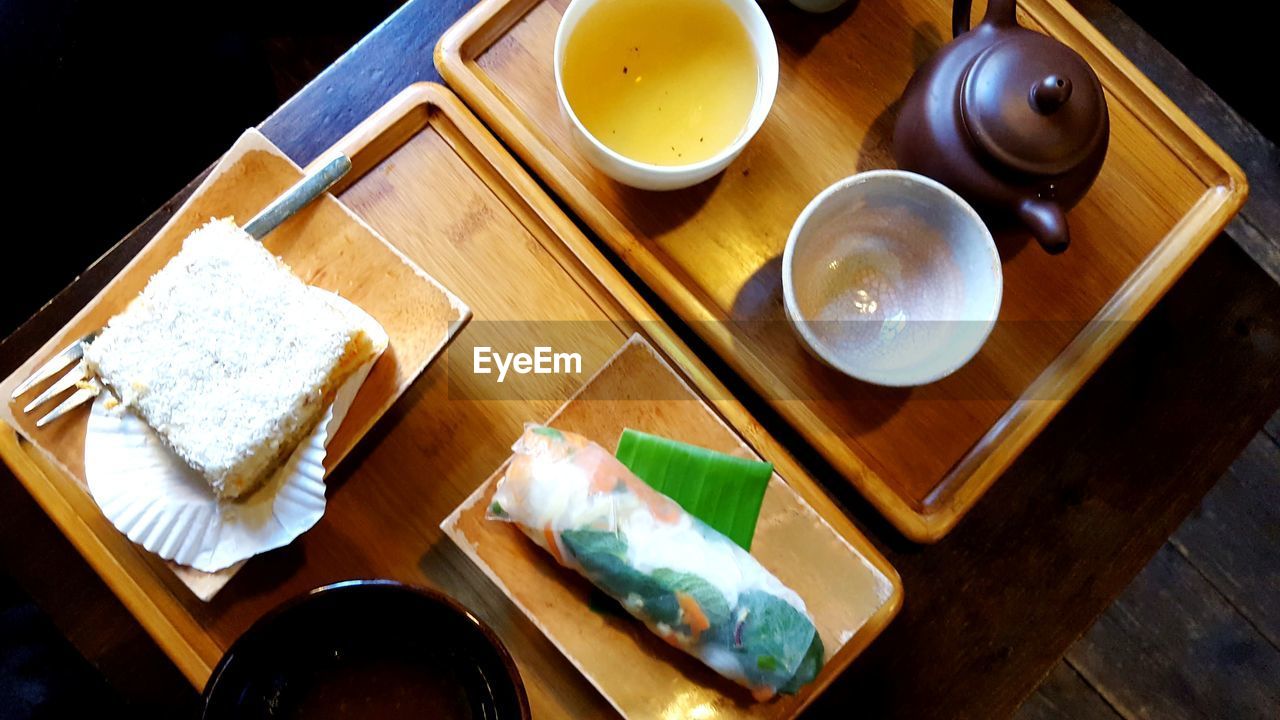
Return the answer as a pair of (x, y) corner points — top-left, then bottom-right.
(435, 0), (1248, 542)
(443, 334), (899, 720)
(0, 129), (470, 600)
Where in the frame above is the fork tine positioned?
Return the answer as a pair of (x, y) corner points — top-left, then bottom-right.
(11, 335), (89, 399)
(23, 361), (88, 414)
(35, 381), (99, 428)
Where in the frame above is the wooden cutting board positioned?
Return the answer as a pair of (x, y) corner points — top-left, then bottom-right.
(444, 334), (897, 719)
(0, 83), (900, 718)
(435, 0), (1248, 541)
(0, 128), (470, 600)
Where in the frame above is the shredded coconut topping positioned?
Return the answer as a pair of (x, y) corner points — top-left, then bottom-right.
(84, 217), (367, 498)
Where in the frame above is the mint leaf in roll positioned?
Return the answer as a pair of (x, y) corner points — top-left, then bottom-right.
(733, 590), (819, 691)
(561, 528), (627, 560)
(561, 529), (680, 625)
(779, 632), (825, 694)
(652, 568), (732, 630)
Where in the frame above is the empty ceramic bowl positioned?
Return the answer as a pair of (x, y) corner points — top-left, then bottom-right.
(782, 170), (1002, 386)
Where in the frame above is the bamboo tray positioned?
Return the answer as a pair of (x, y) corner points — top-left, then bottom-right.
(436, 0), (1248, 541)
(0, 84), (900, 716)
(444, 335), (897, 719)
(0, 128), (470, 600)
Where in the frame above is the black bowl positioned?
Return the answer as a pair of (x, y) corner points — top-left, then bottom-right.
(202, 580), (529, 720)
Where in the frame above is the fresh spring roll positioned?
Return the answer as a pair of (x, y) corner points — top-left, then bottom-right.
(487, 425), (824, 701)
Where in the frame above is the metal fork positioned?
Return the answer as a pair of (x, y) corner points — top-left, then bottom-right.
(11, 153), (353, 427)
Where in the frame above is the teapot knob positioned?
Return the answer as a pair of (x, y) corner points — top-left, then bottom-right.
(1031, 75), (1073, 115)
(1018, 199), (1070, 254)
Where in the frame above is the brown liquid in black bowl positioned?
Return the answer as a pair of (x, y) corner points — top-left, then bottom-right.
(283, 651), (475, 719)
(202, 581), (529, 720)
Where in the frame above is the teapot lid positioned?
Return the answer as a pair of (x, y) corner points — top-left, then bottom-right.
(960, 32), (1107, 177)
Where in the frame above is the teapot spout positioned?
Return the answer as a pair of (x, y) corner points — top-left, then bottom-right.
(1018, 199), (1070, 254)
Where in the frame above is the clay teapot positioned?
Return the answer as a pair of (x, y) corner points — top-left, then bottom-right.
(892, 0), (1109, 253)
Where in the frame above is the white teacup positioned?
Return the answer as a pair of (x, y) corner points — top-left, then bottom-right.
(553, 0), (779, 191)
(782, 170), (1003, 386)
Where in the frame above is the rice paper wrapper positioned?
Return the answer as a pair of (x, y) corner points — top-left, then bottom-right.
(84, 292), (387, 574)
(489, 425), (824, 699)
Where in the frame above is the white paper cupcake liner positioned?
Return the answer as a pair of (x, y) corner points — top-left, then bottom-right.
(84, 293), (387, 573)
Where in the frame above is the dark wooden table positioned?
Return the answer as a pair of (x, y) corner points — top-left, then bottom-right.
(3, 1), (1278, 717)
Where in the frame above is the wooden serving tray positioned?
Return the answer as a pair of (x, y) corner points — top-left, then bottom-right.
(435, 0), (1248, 541)
(445, 335), (896, 719)
(0, 83), (900, 715)
(0, 128), (470, 600)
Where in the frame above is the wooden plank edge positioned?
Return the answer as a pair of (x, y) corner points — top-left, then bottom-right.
(1013, 659), (1126, 720)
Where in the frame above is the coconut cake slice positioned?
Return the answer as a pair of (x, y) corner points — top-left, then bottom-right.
(84, 217), (377, 499)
